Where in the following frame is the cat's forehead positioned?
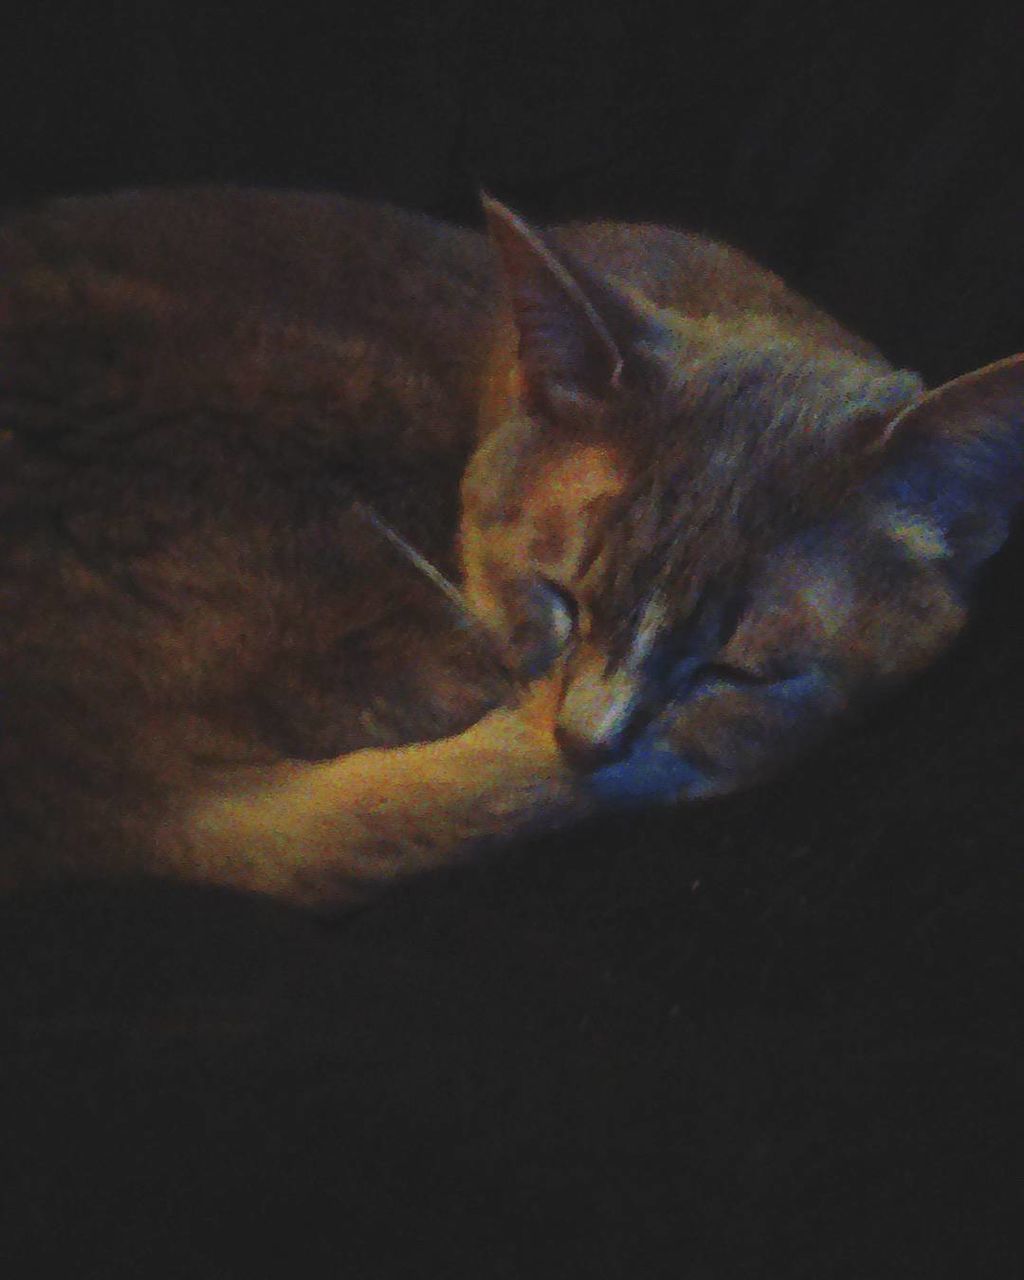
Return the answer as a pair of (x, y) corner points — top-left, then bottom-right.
(608, 336), (913, 530)
(627, 321), (910, 459)
(650, 333), (895, 466)
(509, 327), (922, 642)
(577, 347), (917, 635)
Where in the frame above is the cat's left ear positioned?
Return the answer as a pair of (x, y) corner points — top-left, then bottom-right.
(482, 195), (655, 414)
(869, 353), (1024, 580)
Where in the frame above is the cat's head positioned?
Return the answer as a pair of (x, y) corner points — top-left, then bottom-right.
(460, 198), (1024, 804)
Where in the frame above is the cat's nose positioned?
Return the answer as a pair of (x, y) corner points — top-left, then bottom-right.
(554, 722), (629, 771)
(555, 661), (643, 771)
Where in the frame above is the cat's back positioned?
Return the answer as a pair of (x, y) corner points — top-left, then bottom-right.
(548, 219), (884, 361)
(1, 185), (872, 362)
(0, 189), (511, 890)
(0, 187), (498, 394)
(0, 185), (491, 313)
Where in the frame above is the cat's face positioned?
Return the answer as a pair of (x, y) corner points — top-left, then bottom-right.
(461, 200), (1024, 805)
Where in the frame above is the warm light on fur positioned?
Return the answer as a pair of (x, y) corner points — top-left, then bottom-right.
(1, 187), (1020, 904)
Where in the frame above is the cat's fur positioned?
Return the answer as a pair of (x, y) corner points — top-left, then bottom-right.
(1, 186), (1021, 905)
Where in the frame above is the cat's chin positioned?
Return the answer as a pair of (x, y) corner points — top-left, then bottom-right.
(582, 738), (711, 808)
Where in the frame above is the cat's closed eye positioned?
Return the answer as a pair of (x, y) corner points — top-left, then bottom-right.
(509, 577), (580, 675)
(690, 661), (780, 688)
(660, 641), (808, 701)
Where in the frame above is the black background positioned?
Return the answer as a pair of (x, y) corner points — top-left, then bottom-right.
(2, 3), (1022, 1276)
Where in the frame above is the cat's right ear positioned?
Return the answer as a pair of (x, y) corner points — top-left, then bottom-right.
(869, 352), (1024, 581)
(482, 195), (640, 415)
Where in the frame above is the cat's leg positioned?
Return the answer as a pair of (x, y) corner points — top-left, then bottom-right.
(169, 699), (583, 906)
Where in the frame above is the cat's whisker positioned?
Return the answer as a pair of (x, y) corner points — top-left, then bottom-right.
(352, 500), (557, 699)
(349, 499), (487, 635)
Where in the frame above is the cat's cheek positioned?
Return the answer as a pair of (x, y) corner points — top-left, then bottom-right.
(591, 670), (847, 808)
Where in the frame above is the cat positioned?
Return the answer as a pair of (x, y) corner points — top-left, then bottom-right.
(1, 185), (1021, 907)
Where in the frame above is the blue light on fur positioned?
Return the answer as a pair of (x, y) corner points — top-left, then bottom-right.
(770, 667), (828, 707)
(585, 668), (830, 806)
(587, 739), (704, 806)
(875, 435), (1024, 578)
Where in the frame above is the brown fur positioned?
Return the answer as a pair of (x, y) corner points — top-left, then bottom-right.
(1, 186), (1021, 905)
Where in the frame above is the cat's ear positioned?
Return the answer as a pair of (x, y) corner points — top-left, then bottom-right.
(482, 195), (647, 412)
(869, 353), (1024, 579)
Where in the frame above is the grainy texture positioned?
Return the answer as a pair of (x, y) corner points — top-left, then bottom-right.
(8, 187), (1007, 903)
(1, 5), (1022, 1278)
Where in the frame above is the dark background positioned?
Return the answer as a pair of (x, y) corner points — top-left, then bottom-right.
(2, 3), (1022, 1276)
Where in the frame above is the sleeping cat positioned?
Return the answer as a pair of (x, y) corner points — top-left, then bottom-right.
(1, 186), (1021, 906)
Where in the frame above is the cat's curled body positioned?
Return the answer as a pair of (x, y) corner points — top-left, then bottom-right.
(1, 187), (1021, 905)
